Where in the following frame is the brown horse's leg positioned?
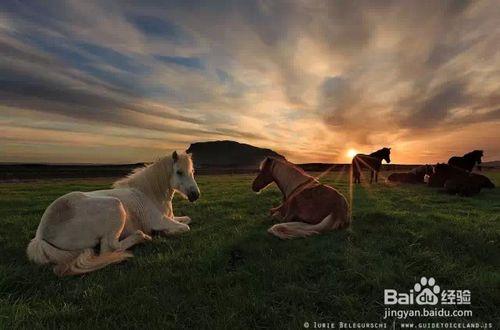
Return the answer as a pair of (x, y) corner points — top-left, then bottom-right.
(270, 203), (286, 220)
(375, 171), (378, 182)
(370, 171), (373, 183)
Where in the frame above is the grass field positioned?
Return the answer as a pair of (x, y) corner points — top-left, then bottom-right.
(1, 171), (499, 329)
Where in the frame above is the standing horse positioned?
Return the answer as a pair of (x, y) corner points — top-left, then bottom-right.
(252, 157), (349, 239)
(352, 147), (391, 183)
(448, 150), (483, 172)
(27, 151), (200, 276)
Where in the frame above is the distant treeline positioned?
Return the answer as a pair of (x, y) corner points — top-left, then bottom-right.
(298, 163), (423, 172)
(0, 164), (144, 181)
(1, 162), (498, 181)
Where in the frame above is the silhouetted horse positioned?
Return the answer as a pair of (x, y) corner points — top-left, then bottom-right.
(388, 164), (433, 184)
(470, 173), (495, 189)
(352, 147), (391, 184)
(428, 163), (494, 196)
(387, 172), (417, 183)
(445, 173), (495, 196)
(444, 177), (482, 196)
(411, 164), (434, 182)
(448, 150), (483, 172)
(428, 163), (467, 188)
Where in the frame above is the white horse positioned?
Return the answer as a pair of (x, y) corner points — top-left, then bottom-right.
(27, 151), (200, 276)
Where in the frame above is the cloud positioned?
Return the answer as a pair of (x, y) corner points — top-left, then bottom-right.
(0, 0), (499, 163)
(399, 80), (468, 129)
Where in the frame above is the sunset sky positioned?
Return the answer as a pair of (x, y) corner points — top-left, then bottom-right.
(1, 0), (499, 164)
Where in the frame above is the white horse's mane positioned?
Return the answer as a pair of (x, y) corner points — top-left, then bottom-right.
(112, 153), (192, 202)
(113, 157), (169, 189)
(114, 163), (151, 187)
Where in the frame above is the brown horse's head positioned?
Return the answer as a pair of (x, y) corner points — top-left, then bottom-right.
(381, 147), (391, 163)
(424, 164), (434, 175)
(433, 163), (448, 174)
(467, 150), (483, 164)
(252, 157), (275, 192)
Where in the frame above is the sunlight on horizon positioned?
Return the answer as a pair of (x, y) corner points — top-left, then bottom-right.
(347, 148), (358, 160)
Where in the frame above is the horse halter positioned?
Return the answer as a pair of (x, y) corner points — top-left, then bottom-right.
(286, 177), (318, 200)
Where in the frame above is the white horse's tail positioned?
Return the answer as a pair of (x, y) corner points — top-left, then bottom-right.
(27, 237), (79, 265)
(27, 237), (132, 276)
(268, 210), (349, 239)
(53, 249), (133, 276)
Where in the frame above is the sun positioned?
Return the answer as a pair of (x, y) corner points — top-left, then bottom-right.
(347, 148), (358, 159)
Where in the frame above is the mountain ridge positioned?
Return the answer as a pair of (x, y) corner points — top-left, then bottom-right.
(186, 140), (284, 168)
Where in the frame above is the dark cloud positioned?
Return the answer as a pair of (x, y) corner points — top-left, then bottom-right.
(313, 0), (499, 145)
(400, 81), (468, 128)
(319, 76), (355, 125)
(0, 62), (209, 134)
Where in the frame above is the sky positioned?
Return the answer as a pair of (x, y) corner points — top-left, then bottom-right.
(0, 0), (499, 164)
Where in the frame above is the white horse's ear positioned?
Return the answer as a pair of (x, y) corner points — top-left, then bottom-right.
(172, 151), (178, 162)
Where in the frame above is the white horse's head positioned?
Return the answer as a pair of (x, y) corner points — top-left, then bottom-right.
(170, 151), (200, 202)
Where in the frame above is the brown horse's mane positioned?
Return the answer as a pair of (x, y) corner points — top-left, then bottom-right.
(369, 148), (390, 159)
(463, 150), (483, 159)
(266, 156), (310, 176)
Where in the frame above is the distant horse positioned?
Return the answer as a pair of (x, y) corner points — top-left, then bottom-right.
(387, 164), (433, 184)
(428, 163), (494, 196)
(352, 147), (391, 183)
(444, 177), (482, 196)
(428, 163), (467, 188)
(470, 173), (495, 189)
(27, 151), (200, 276)
(252, 157), (349, 239)
(448, 150), (483, 172)
(387, 172), (418, 183)
(411, 165), (434, 183)
(444, 173), (494, 196)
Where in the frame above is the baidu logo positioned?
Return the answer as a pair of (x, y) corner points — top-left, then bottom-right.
(384, 277), (470, 306)
(414, 276), (440, 305)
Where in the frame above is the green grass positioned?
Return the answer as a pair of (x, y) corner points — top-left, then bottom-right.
(1, 172), (499, 329)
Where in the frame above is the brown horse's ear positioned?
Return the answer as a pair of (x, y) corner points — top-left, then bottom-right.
(259, 157), (270, 170)
(172, 151), (178, 162)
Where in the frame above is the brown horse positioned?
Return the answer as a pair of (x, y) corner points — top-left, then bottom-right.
(352, 147), (391, 184)
(252, 157), (350, 239)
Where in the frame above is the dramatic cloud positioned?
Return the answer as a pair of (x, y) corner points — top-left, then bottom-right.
(0, 0), (499, 163)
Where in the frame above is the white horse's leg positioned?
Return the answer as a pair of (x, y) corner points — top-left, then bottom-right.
(101, 230), (152, 253)
(99, 204), (152, 253)
(173, 216), (192, 224)
(165, 200), (174, 218)
(165, 199), (191, 224)
(147, 207), (190, 236)
(155, 217), (190, 235)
